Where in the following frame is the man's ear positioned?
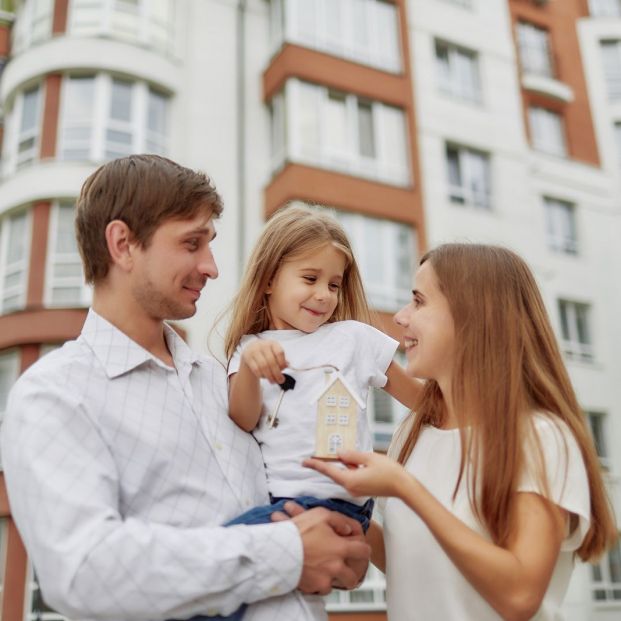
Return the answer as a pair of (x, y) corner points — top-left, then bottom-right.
(105, 220), (136, 273)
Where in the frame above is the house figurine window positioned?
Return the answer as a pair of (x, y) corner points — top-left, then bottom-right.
(312, 370), (365, 459)
(328, 433), (344, 455)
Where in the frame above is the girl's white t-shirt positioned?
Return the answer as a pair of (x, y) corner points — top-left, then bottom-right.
(381, 414), (591, 621)
(229, 320), (398, 501)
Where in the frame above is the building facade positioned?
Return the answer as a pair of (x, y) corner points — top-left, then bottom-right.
(0, 0), (619, 619)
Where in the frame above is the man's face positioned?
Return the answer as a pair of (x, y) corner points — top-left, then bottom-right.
(129, 210), (219, 321)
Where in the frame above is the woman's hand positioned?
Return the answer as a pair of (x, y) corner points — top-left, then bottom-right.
(304, 451), (408, 498)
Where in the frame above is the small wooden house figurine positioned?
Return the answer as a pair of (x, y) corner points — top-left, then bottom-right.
(312, 371), (365, 459)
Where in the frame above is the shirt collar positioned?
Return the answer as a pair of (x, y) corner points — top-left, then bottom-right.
(80, 309), (200, 379)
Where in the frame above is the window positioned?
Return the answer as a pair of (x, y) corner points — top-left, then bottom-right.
(12, 0), (53, 53)
(517, 22), (554, 78)
(601, 41), (621, 100)
(68, 0), (174, 54)
(590, 0), (621, 17)
(0, 211), (30, 313)
(585, 411), (610, 470)
(0, 350), (19, 426)
(335, 210), (415, 311)
(338, 396), (350, 408)
(591, 538), (621, 601)
(59, 74), (169, 162)
(543, 197), (578, 254)
(435, 40), (481, 103)
(328, 433), (344, 454)
(1, 85), (43, 173)
(558, 300), (593, 362)
(271, 80), (410, 186)
(0, 518), (7, 612)
(325, 414), (337, 425)
(338, 414), (350, 425)
(446, 144), (491, 209)
(26, 566), (67, 621)
(529, 107), (566, 156)
(45, 202), (91, 307)
(326, 562), (386, 611)
(326, 395), (337, 407)
(271, 0), (401, 73)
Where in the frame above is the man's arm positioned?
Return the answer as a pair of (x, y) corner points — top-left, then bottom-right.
(1, 373), (305, 620)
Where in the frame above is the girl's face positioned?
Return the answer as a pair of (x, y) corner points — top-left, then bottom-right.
(394, 261), (455, 383)
(266, 243), (346, 332)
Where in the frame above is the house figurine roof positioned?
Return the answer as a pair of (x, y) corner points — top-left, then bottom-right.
(308, 370), (366, 409)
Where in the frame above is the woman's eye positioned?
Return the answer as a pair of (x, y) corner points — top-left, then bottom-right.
(329, 283), (340, 291)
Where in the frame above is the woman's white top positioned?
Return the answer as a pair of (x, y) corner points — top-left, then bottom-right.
(382, 414), (591, 620)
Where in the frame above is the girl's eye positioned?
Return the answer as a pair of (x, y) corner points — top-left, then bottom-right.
(303, 276), (316, 283)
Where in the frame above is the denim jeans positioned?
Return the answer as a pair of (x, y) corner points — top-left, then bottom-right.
(168, 495), (374, 621)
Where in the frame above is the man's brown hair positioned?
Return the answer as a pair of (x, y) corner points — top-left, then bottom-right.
(75, 154), (223, 284)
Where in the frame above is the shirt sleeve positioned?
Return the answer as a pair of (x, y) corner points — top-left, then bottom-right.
(1, 368), (303, 621)
(228, 335), (257, 376)
(518, 415), (591, 552)
(356, 322), (400, 389)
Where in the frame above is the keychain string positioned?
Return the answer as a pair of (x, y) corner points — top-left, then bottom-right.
(287, 364), (339, 373)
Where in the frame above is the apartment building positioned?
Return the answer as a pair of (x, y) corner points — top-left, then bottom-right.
(0, 0), (619, 619)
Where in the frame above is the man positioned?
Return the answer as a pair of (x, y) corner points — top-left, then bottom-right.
(1, 155), (369, 620)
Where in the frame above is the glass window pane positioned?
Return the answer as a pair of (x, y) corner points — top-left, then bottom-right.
(7, 214), (27, 263)
(56, 206), (78, 254)
(65, 77), (95, 121)
(358, 101), (375, 157)
(110, 80), (133, 121)
(325, 91), (348, 154)
(20, 88), (39, 131)
(148, 89), (167, 133)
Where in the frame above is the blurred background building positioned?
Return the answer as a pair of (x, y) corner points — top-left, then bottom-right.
(0, 0), (619, 619)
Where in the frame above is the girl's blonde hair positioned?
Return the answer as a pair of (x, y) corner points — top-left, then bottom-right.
(395, 243), (616, 561)
(224, 204), (372, 359)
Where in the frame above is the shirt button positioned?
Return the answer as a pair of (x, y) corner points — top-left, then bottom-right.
(215, 442), (223, 451)
(206, 609), (219, 616)
(270, 586), (280, 595)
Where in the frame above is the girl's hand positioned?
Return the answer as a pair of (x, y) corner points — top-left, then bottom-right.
(304, 451), (408, 498)
(241, 339), (288, 384)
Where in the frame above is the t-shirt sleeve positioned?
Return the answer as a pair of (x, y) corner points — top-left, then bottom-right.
(356, 322), (400, 389)
(518, 415), (591, 552)
(228, 335), (257, 376)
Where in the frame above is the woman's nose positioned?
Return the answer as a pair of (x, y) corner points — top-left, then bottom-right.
(393, 305), (409, 327)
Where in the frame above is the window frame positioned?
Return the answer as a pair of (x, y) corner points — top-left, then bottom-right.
(0, 210), (32, 314)
(543, 196), (578, 255)
(557, 299), (593, 362)
(591, 537), (621, 603)
(435, 39), (482, 104)
(57, 73), (169, 163)
(445, 143), (492, 210)
(584, 411), (610, 471)
(517, 21), (555, 78)
(529, 106), (567, 157)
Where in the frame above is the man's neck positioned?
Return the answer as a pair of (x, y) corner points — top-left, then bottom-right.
(92, 289), (174, 367)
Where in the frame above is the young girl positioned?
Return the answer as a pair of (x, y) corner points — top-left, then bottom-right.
(183, 205), (421, 621)
(306, 243), (618, 621)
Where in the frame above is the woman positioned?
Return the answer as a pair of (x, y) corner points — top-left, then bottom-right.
(306, 243), (617, 620)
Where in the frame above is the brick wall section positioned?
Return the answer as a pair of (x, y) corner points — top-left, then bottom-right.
(509, 0), (600, 166)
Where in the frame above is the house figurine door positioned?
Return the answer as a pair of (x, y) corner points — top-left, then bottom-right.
(312, 371), (365, 459)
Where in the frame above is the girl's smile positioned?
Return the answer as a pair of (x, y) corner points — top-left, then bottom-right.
(266, 243), (346, 333)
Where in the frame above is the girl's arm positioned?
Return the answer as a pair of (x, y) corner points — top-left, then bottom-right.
(383, 361), (423, 410)
(229, 339), (287, 432)
(305, 451), (566, 621)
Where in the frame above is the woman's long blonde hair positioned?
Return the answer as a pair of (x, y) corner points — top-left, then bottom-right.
(224, 204), (372, 360)
(395, 243), (616, 561)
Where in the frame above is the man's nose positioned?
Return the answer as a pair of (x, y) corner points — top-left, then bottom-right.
(199, 247), (218, 280)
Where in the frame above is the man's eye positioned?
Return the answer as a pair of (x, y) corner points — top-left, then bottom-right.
(185, 239), (199, 250)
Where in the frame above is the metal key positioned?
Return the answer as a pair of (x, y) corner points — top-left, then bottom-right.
(267, 373), (296, 428)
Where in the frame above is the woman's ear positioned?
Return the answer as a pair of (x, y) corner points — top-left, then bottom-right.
(105, 220), (135, 273)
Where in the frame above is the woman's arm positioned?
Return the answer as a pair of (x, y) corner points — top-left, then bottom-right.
(383, 361), (423, 410)
(305, 451), (566, 621)
(229, 339), (287, 432)
(366, 519), (386, 573)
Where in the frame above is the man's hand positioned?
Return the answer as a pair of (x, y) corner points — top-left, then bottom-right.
(273, 503), (370, 594)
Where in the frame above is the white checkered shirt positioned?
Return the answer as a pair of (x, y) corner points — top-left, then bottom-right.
(1, 310), (326, 621)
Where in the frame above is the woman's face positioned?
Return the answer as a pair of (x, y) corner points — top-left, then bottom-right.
(394, 261), (455, 384)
